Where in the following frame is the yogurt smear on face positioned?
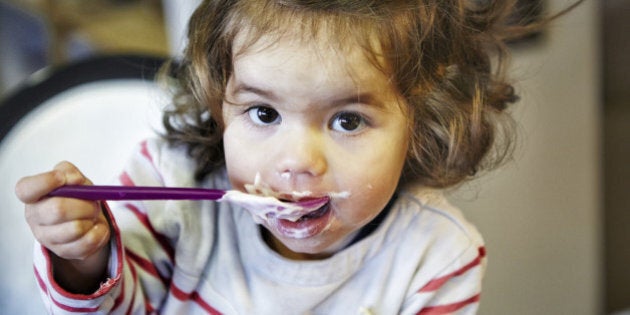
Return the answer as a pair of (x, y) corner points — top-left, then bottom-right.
(220, 174), (349, 225)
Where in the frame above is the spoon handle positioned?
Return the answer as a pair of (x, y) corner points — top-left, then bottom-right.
(48, 185), (227, 201)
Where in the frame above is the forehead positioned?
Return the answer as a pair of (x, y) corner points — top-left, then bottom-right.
(232, 21), (391, 78)
(234, 28), (350, 65)
(231, 30), (393, 96)
(228, 5), (391, 72)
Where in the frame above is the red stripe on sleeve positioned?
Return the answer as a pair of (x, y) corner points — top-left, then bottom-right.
(119, 171), (135, 187)
(145, 301), (156, 313)
(36, 267), (101, 314)
(139, 139), (165, 184)
(140, 140), (154, 164)
(51, 300), (101, 313)
(110, 272), (126, 313)
(33, 265), (48, 294)
(419, 247), (486, 293)
(170, 283), (223, 315)
(417, 294), (480, 315)
(124, 203), (175, 261)
(124, 255), (139, 315)
(125, 248), (171, 288)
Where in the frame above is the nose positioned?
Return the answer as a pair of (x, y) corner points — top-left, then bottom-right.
(274, 127), (327, 180)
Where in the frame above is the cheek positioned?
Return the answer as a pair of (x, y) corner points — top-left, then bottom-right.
(222, 126), (260, 189)
(335, 134), (408, 218)
(333, 160), (402, 221)
(342, 137), (407, 189)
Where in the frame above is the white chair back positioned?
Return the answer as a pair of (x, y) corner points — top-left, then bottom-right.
(0, 57), (169, 314)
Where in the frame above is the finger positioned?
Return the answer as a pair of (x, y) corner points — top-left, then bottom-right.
(53, 161), (93, 186)
(48, 222), (111, 261)
(15, 170), (66, 203)
(15, 161), (93, 203)
(34, 219), (97, 245)
(25, 199), (101, 226)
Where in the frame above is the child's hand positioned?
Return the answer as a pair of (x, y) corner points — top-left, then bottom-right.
(15, 161), (111, 293)
(16, 161), (110, 260)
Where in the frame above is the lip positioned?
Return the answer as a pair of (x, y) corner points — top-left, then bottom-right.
(273, 196), (330, 221)
(269, 201), (333, 239)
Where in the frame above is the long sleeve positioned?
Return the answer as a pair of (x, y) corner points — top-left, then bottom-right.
(32, 139), (201, 314)
(31, 138), (488, 314)
(32, 200), (125, 314)
(401, 245), (487, 315)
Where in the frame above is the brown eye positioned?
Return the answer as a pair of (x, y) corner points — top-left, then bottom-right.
(248, 106), (280, 125)
(330, 112), (365, 132)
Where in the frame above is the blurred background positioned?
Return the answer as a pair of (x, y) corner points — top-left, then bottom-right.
(0, 0), (627, 314)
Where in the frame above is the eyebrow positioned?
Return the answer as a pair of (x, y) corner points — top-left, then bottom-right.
(231, 83), (279, 102)
(231, 82), (386, 109)
(331, 93), (383, 108)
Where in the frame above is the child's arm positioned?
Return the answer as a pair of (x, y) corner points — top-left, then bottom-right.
(18, 140), (210, 314)
(15, 161), (111, 294)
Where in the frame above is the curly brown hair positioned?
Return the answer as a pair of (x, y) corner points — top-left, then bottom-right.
(161, 0), (580, 188)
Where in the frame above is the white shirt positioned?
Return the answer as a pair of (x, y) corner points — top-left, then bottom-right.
(34, 138), (486, 314)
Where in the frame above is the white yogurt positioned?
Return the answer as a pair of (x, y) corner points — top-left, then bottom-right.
(219, 190), (325, 223)
(220, 173), (349, 225)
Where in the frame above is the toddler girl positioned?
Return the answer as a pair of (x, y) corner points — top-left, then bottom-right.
(16, 0), (578, 313)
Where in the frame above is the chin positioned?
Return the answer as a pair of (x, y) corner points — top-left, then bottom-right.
(265, 227), (341, 260)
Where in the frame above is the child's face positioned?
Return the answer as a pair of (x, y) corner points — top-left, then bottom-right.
(222, 33), (409, 259)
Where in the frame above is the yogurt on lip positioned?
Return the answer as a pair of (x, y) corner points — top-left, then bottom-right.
(221, 173), (350, 225)
(268, 203), (334, 239)
(219, 190), (330, 223)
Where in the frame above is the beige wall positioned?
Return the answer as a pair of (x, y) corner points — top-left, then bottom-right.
(451, 1), (602, 314)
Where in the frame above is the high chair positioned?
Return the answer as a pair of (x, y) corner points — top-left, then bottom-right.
(0, 54), (169, 314)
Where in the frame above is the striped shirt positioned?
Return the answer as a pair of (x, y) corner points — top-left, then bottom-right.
(33, 138), (486, 314)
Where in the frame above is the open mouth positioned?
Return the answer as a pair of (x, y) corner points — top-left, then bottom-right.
(295, 201), (330, 221)
(274, 196), (330, 222)
(271, 199), (334, 239)
(237, 173), (349, 233)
